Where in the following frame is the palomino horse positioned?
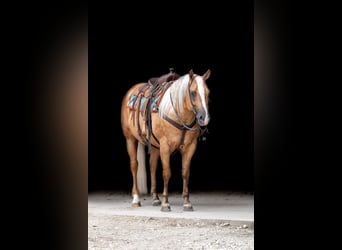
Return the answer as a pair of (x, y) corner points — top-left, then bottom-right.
(121, 69), (211, 211)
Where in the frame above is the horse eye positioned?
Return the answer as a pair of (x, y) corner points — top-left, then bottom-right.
(190, 91), (197, 99)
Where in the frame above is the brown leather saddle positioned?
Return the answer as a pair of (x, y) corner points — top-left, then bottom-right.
(130, 68), (180, 152)
(147, 68), (180, 86)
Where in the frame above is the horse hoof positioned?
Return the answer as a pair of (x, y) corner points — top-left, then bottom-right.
(152, 199), (161, 206)
(161, 205), (171, 212)
(132, 202), (141, 207)
(183, 204), (193, 211)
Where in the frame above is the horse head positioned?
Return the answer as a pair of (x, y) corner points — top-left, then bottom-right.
(188, 69), (211, 126)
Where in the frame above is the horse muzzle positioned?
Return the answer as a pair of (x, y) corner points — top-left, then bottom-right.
(196, 111), (210, 126)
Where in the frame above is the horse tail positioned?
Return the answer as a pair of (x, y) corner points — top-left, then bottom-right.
(137, 142), (148, 195)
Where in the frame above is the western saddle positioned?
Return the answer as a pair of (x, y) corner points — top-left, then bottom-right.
(131, 68), (180, 152)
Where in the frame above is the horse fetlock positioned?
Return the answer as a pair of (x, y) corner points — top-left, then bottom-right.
(182, 192), (190, 199)
(132, 194), (141, 207)
(162, 194), (169, 203)
(151, 192), (159, 199)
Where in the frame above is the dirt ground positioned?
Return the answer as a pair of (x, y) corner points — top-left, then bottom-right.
(88, 214), (253, 249)
(88, 192), (254, 249)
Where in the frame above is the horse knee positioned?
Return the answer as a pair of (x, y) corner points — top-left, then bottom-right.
(163, 171), (171, 180)
(182, 170), (190, 179)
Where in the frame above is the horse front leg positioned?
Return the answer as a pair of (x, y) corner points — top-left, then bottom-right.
(181, 142), (197, 211)
(159, 145), (172, 212)
(149, 146), (161, 206)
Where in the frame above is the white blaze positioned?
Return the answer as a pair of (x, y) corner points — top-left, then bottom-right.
(195, 76), (209, 124)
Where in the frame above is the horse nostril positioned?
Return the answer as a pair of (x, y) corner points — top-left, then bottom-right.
(197, 112), (207, 123)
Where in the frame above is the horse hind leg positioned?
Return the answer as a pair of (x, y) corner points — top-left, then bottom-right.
(149, 147), (161, 206)
(126, 137), (141, 207)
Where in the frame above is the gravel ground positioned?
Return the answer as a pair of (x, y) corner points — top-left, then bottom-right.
(88, 214), (254, 249)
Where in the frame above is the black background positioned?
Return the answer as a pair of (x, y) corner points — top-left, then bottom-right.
(89, 2), (254, 193)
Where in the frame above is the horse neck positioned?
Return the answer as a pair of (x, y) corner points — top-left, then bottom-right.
(171, 91), (195, 125)
(158, 76), (197, 126)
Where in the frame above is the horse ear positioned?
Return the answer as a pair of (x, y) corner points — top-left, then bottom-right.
(202, 69), (211, 80)
(189, 69), (194, 78)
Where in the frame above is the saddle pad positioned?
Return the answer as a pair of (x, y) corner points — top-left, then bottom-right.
(127, 94), (160, 112)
